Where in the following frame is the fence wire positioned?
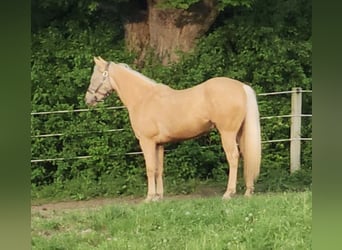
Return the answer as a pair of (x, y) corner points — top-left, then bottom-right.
(31, 89), (312, 163)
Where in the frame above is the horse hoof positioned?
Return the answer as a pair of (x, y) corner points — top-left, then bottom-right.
(144, 198), (152, 203)
(222, 193), (235, 200)
(244, 188), (254, 197)
(144, 195), (154, 203)
(144, 194), (163, 203)
(152, 194), (163, 202)
(244, 193), (253, 198)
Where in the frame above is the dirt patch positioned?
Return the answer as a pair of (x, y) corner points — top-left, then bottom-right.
(31, 196), (143, 214)
(31, 186), (223, 214)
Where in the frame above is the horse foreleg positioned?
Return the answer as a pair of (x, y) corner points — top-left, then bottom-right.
(221, 132), (240, 200)
(155, 145), (164, 200)
(139, 139), (158, 202)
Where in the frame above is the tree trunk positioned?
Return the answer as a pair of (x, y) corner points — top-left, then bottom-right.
(124, 0), (219, 65)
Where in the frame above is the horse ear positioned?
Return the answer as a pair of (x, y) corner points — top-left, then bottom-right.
(93, 56), (107, 69)
(98, 56), (107, 63)
(94, 56), (101, 64)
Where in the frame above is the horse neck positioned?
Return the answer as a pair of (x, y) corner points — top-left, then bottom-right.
(110, 64), (155, 109)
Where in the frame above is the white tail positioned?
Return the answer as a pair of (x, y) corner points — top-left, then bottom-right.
(240, 85), (261, 187)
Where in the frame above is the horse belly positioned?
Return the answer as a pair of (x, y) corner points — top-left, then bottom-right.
(155, 115), (213, 143)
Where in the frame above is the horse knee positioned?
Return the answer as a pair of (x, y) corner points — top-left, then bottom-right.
(146, 167), (155, 178)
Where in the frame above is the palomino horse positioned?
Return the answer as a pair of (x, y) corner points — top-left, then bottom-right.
(85, 56), (261, 201)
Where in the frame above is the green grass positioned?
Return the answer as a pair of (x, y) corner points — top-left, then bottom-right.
(31, 191), (311, 250)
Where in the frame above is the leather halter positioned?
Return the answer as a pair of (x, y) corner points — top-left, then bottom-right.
(87, 62), (113, 98)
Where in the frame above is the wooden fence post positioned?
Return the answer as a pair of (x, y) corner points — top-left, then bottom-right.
(290, 87), (302, 173)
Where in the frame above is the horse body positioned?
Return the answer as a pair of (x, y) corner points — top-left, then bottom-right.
(85, 57), (261, 201)
(131, 79), (245, 142)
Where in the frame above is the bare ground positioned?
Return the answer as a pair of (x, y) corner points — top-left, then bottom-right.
(31, 186), (222, 214)
(31, 197), (142, 213)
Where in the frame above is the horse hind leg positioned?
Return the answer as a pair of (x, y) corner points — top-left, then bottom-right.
(155, 145), (164, 201)
(220, 131), (240, 200)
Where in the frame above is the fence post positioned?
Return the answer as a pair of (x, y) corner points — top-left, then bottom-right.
(290, 87), (302, 173)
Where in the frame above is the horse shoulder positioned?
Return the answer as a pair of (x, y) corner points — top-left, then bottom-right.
(127, 84), (168, 139)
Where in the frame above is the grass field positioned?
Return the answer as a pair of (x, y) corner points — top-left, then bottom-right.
(31, 191), (311, 250)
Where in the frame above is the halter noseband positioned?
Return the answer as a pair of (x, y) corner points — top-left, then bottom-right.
(87, 62), (113, 98)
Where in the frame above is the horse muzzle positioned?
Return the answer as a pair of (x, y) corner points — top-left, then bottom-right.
(85, 93), (98, 106)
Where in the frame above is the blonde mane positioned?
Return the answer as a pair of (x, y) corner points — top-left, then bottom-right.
(117, 63), (157, 85)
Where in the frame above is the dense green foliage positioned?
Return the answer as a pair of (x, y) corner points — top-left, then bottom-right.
(159, 0), (253, 9)
(31, 0), (312, 200)
(32, 192), (312, 249)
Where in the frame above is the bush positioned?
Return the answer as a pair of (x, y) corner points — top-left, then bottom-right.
(31, 0), (312, 200)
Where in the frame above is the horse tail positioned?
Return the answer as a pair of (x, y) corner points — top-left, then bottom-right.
(240, 84), (261, 184)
